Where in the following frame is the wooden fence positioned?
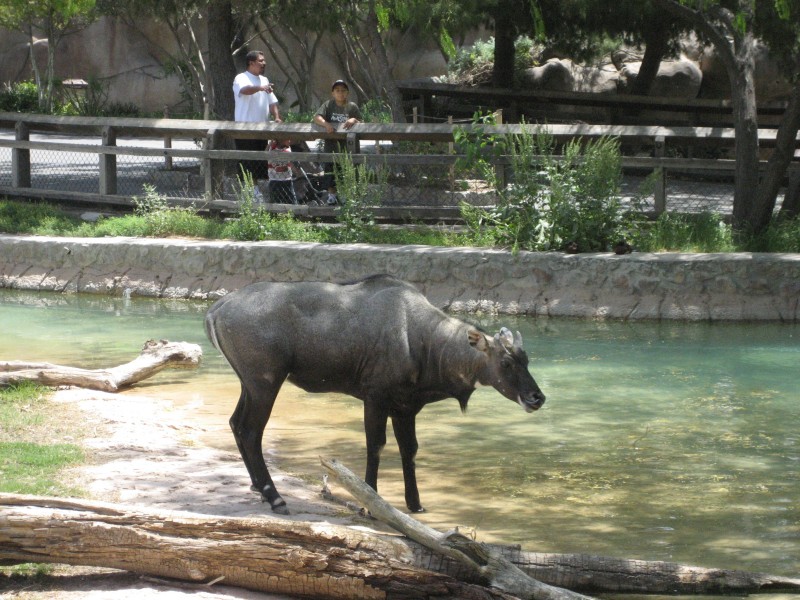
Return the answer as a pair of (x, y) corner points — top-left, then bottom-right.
(0, 112), (794, 222)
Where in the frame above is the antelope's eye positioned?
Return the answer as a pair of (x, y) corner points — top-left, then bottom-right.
(501, 358), (512, 369)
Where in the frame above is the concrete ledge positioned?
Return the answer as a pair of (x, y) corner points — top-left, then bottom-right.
(1, 234), (798, 321)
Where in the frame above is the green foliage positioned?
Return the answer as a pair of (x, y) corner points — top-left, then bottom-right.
(0, 81), (40, 112)
(222, 171), (324, 242)
(0, 199), (82, 234)
(460, 124), (630, 253)
(447, 36), (538, 85)
(741, 215), (800, 252)
(332, 152), (387, 243)
(453, 110), (506, 183)
(633, 212), (735, 253)
(127, 184), (213, 237)
(360, 98), (392, 123)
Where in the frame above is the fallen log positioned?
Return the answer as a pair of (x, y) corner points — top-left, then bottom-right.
(320, 458), (800, 597)
(0, 339), (202, 392)
(0, 493), (520, 600)
(2, 490), (799, 599)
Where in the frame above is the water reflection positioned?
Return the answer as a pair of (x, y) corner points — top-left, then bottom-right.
(1, 289), (798, 578)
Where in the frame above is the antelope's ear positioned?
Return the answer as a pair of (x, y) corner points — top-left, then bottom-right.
(467, 329), (489, 352)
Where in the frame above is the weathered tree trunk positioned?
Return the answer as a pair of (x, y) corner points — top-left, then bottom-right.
(628, 26), (669, 97)
(207, 0), (237, 121)
(0, 493), (520, 600)
(651, 1), (761, 234)
(0, 340), (202, 391)
(2, 491), (799, 599)
(492, 0), (516, 89)
(756, 80), (800, 227)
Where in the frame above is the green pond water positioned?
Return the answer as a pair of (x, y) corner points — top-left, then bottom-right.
(1, 289), (798, 581)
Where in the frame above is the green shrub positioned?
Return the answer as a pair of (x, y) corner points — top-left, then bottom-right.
(332, 152), (387, 243)
(222, 171), (325, 242)
(0, 200), (81, 234)
(447, 36), (538, 86)
(635, 212), (734, 253)
(0, 81), (40, 112)
(460, 124), (630, 253)
(742, 215), (800, 253)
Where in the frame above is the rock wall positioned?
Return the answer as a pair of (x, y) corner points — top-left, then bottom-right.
(1, 235), (797, 321)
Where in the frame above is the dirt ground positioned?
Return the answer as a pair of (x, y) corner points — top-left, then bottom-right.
(0, 387), (381, 599)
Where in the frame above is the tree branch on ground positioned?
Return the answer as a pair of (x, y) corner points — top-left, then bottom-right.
(0, 339), (202, 392)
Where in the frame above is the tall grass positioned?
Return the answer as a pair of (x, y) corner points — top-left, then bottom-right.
(1, 194), (798, 253)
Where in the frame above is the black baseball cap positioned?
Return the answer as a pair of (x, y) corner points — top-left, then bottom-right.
(331, 79), (349, 90)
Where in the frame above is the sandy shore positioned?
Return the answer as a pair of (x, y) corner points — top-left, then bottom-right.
(1, 387), (378, 599)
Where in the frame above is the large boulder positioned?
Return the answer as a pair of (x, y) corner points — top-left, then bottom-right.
(698, 42), (793, 101)
(620, 57), (702, 98)
(520, 58), (574, 91)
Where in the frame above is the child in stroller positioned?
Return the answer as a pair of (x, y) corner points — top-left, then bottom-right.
(288, 141), (336, 205)
(266, 139), (300, 204)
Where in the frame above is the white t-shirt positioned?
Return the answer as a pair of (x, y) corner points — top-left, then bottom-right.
(233, 71), (279, 123)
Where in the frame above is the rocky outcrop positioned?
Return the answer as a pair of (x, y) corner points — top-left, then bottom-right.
(620, 57), (702, 98)
(1, 235), (797, 321)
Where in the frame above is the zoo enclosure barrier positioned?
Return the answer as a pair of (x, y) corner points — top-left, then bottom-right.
(1, 112), (796, 221)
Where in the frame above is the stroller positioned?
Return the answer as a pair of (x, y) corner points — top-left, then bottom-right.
(289, 141), (335, 206)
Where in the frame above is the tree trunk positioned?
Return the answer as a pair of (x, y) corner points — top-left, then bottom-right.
(0, 340), (202, 391)
(493, 0), (516, 89)
(628, 26), (669, 96)
(754, 80), (800, 228)
(207, 0), (237, 121)
(729, 31), (761, 231)
(650, 0), (763, 235)
(3, 491), (799, 600)
(365, 1), (407, 123)
(0, 493), (519, 600)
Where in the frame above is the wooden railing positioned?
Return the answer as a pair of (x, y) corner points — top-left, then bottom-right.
(1, 112), (794, 220)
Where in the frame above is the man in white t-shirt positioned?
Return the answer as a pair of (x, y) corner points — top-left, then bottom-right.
(233, 50), (281, 180)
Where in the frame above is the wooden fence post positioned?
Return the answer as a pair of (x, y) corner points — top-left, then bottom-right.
(12, 121), (30, 188)
(100, 126), (117, 195)
(346, 131), (360, 155)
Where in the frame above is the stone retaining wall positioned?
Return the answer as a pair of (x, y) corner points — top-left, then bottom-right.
(1, 235), (798, 321)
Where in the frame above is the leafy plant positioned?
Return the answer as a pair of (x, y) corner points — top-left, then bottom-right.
(0, 81), (40, 112)
(332, 152), (386, 243)
(461, 124), (629, 253)
(635, 212), (734, 253)
(223, 170), (324, 242)
(129, 184), (216, 238)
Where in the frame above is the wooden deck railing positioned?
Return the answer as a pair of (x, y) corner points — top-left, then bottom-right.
(1, 112), (795, 220)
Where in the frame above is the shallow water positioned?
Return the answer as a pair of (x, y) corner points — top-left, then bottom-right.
(2, 289), (798, 578)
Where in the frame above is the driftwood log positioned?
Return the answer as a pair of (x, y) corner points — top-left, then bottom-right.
(2, 486), (799, 600)
(0, 493), (527, 600)
(0, 339), (202, 391)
